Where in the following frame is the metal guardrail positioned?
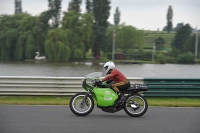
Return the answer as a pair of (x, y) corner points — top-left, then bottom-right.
(1, 76), (200, 97)
(144, 78), (200, 97)
(0, 76), (143, 96)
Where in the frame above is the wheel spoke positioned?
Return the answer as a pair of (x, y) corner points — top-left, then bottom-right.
(70, 93), (94, 116)
(72, 95), (92, 114)
(125, 95), (146, 115)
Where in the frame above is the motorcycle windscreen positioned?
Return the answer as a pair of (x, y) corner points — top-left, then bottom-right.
(84, 72), (102, 79)
(93, 88), (118, 106)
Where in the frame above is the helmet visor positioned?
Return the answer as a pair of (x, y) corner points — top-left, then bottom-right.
(104, 66), (108, 72)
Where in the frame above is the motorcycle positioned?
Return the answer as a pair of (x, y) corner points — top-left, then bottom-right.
(70, 72), (148, 117)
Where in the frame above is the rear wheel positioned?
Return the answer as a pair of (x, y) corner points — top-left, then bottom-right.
(124, 93), (148, 117)
(70, 92), (94, 116)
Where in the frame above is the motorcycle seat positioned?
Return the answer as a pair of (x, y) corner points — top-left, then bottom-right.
(126, 84), (148, 92)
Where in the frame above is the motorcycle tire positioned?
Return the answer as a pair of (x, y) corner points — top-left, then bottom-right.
(124, 93), (148, 117)
(70, 92), (94, 116)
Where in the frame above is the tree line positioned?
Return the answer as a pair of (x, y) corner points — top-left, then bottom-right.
(0, 1), (198, 63)
(0, 0), (144, 61)
(156, 23), (200, 64)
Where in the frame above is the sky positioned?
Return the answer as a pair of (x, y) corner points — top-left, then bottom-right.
(0, 0), (200, 31)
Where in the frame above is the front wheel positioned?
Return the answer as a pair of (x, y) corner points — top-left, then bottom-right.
(70, 92), (94, 116)
(124, 93), (148, 117)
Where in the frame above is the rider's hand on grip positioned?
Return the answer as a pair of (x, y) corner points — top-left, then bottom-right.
(95, 79), (102, 86)
(96, 79), (102, 83)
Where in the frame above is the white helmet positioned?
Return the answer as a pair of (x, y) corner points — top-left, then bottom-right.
(103, 61), (115, 75)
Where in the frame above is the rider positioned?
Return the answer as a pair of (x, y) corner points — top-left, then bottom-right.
(101, 61), (130, 104)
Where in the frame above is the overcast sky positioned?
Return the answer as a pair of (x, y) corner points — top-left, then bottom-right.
(0, 0), (200, 31)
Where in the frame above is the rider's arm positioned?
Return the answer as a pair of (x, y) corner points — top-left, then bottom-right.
(102, 69), (116, 82)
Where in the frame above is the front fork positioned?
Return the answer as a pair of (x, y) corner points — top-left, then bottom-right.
(81, 91), (91, 106)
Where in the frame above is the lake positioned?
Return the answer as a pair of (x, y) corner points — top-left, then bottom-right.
(0, 61), (200, 78)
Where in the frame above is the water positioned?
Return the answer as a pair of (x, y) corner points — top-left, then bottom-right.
(0, 61), (200, 78)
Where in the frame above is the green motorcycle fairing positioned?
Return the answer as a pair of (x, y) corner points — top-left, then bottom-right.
(93, 87), (118, 107)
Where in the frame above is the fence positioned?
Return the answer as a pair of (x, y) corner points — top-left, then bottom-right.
(0, 76), (200, 97)
(144, 78), (200, 97)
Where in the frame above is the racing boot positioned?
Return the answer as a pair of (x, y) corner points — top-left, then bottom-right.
(116, 92), (125, 105)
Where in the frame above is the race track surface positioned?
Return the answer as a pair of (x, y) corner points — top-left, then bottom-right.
(0, 105), (199, 133)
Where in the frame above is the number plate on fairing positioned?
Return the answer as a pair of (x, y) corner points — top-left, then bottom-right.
(93, 88), (118, 106)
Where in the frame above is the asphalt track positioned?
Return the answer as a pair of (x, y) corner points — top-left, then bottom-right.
(0, 105), (199, 133)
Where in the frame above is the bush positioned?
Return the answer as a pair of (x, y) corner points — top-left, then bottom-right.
(142, 51), (152, 60)
(107, 53), (112, 60)
(74, 49), (83, 59)
(156, 54), (177, 64)
(156, 54), (166, 64)
(166, 56), (177, 63)
(177, 52), (195, 64)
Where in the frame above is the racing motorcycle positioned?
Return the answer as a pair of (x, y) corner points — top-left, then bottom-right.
(70, 72), (148, 117)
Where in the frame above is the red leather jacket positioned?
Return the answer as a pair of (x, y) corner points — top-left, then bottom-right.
(102, 69), (127, 83)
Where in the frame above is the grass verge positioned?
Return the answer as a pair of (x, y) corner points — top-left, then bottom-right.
(0, 96), (71, 105)
(146, 97), (200, 107)
(0, 96), (200, 107)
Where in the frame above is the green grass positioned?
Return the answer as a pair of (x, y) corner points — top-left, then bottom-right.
(146, 97), (200, 107)
(144, 31), (175, 46)
(0, 96), (71, 105)
(0, 96), (200, 107)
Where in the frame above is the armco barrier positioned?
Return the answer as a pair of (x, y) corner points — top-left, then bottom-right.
(0, 76), (200, 96)
(144, 78), (200, 97)
(0, 76), (143, 96)
(0, 76), (83, 96)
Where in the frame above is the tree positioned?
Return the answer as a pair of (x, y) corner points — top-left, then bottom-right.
(68, 0), (82, 12)
(114, 7), (120, 25)
(105, 24), (144, 54)
(92, 0), (111, 58)
(62, 11), (93, 60)
(15, 14), (39, 60)
(35, 10), (52, 54)
(48, 0), (62, 28)
(86, 0), (93, 13)
(45, 28), (70, 61)
(1, 12), (49, 61)
(117, 25), (144, 53)
(15, 0), (22, 14)
(183, 34), (200, 56)
(172, 24), (192, 52)
(25, 34), (36, 59)
(166, 5), (173, 33)
(154, 37), (165, 50)
(173, 23), (184, 31)
(0, 14), (29, 60)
